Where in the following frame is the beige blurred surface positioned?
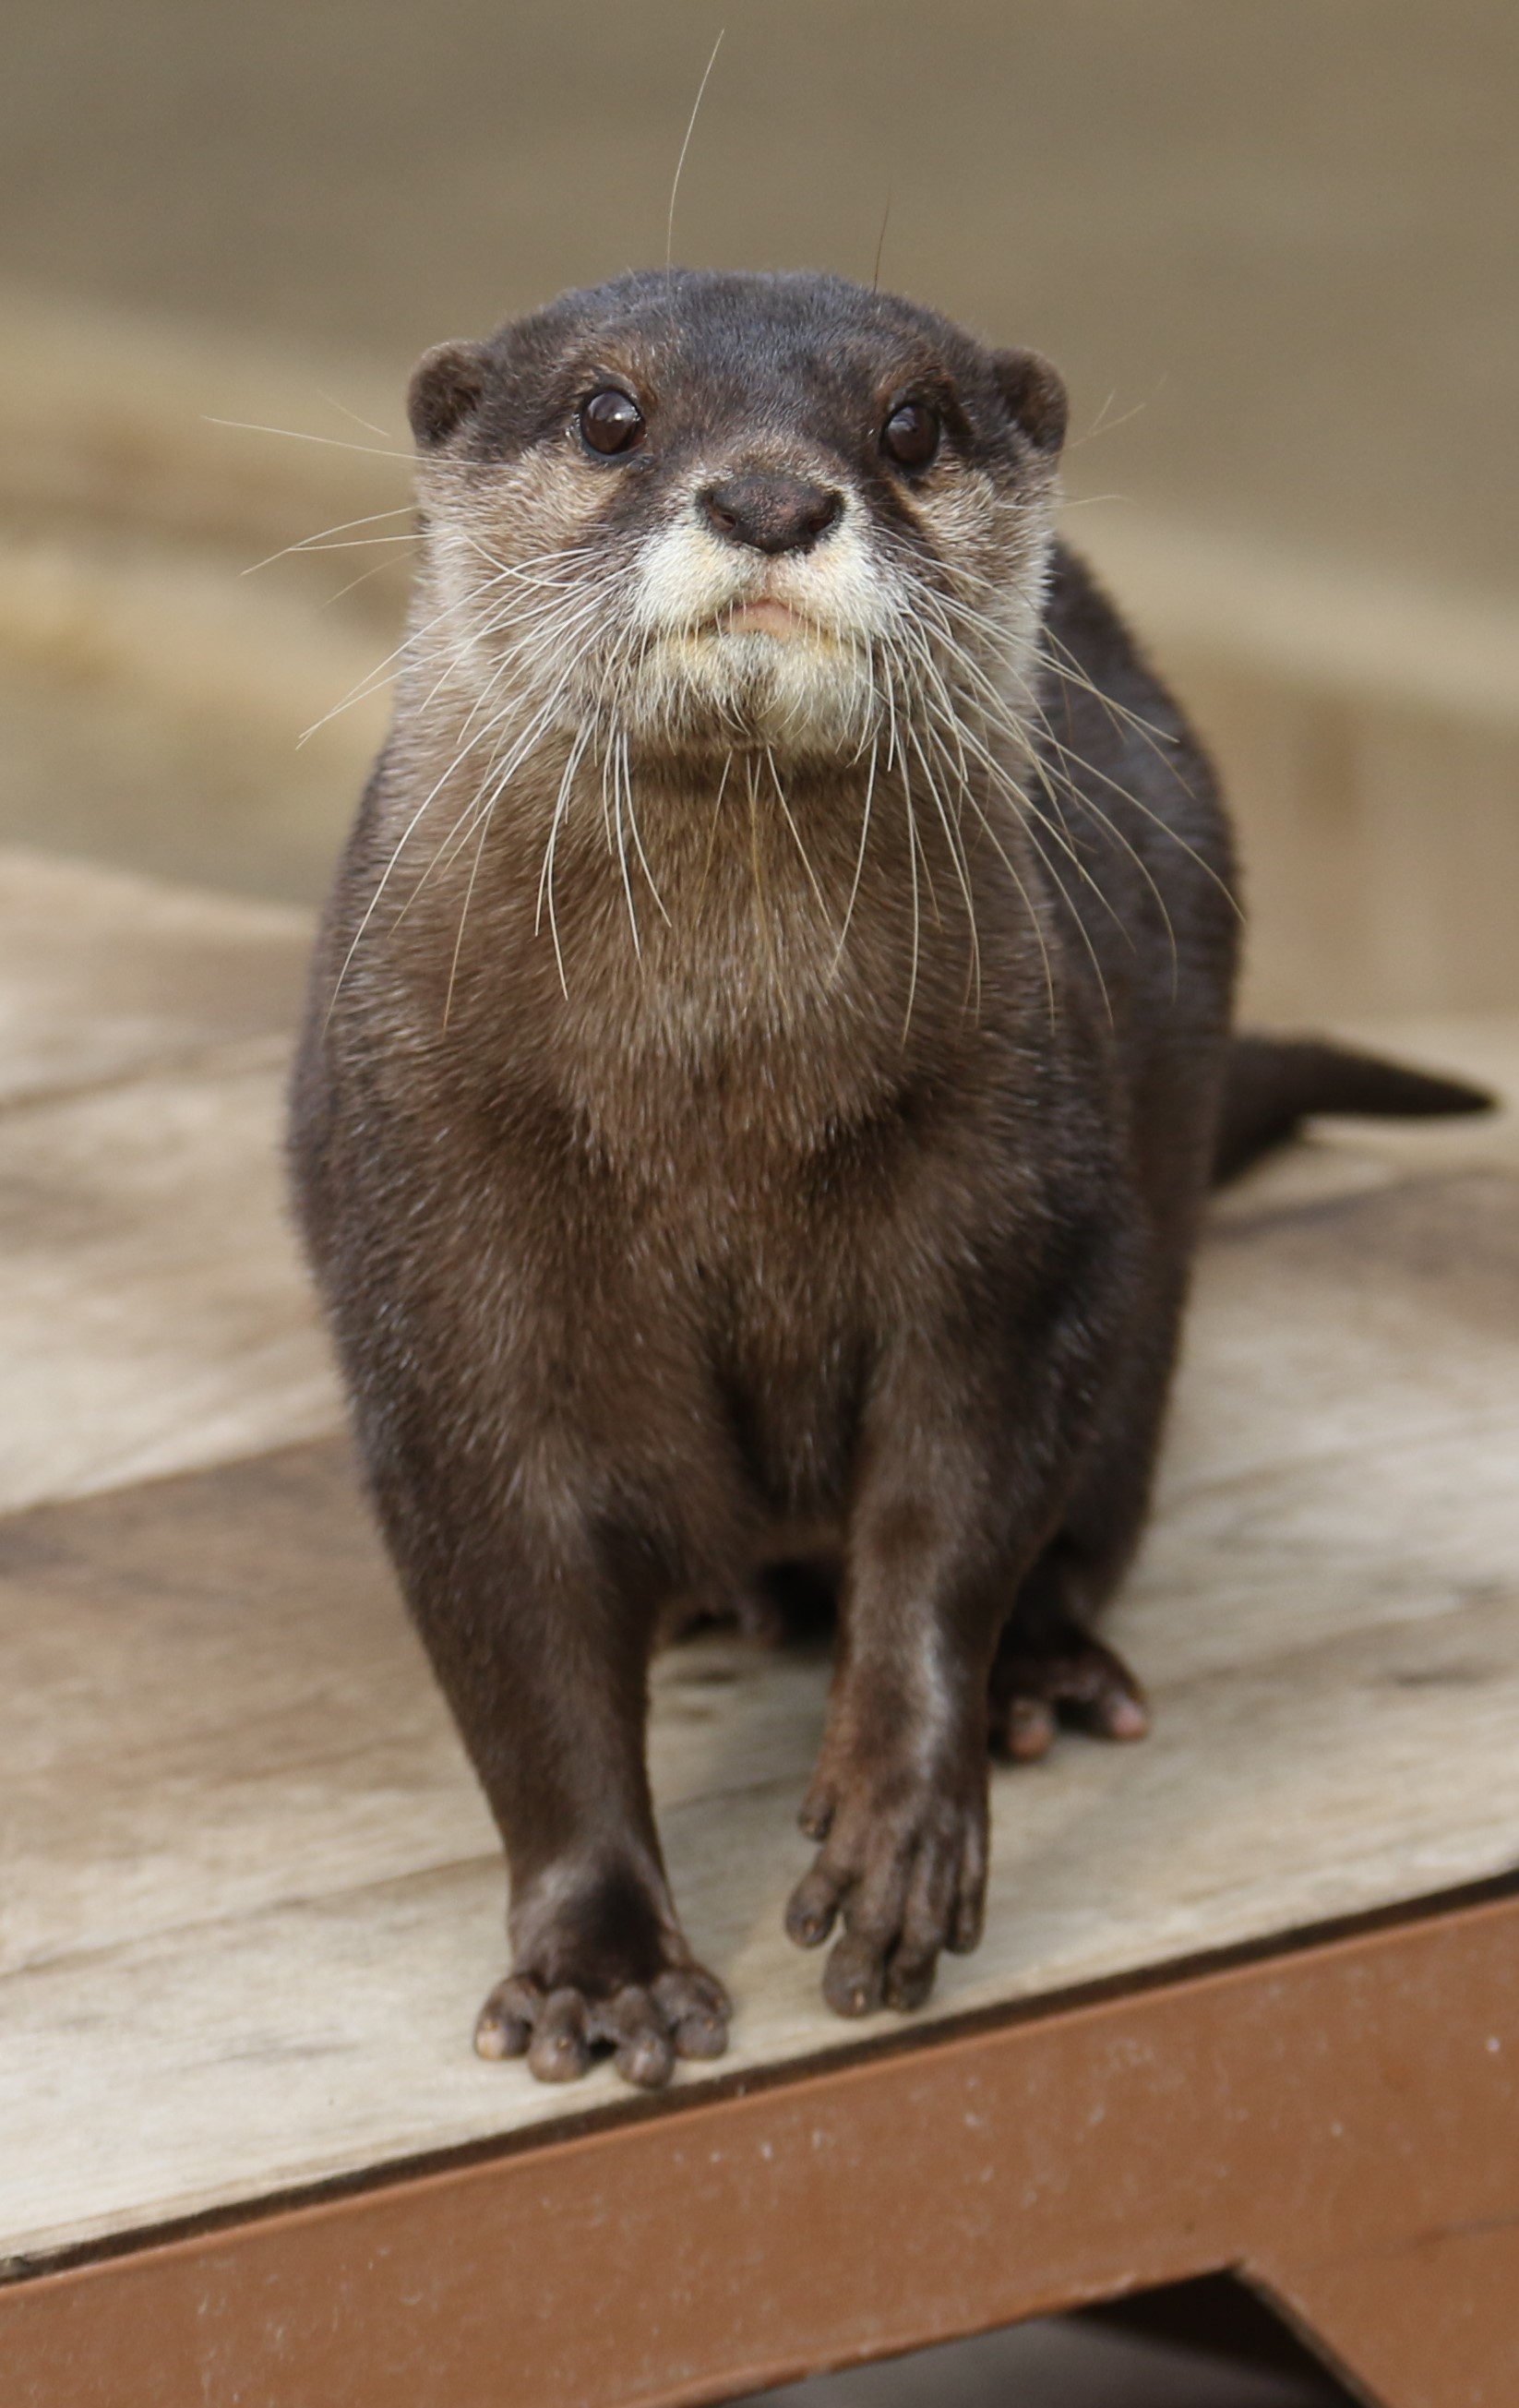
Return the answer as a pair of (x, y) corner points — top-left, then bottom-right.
(3, 0), (1514, 600)
(0, 5), (1514, 1020)
(0, 6), (1512, 989)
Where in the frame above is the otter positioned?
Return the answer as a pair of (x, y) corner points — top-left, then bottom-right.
(291, 269), (1487, 2090)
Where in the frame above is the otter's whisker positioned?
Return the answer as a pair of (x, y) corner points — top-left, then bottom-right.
(915, 713), (1056, 1027)
(300, 557), (538, 745)
(242, 505), (419, 578)
(694, 748), (736, 911)
(320, 558), (416, 612)
(878, 650), (923, 1041)
(204, 415), (415, 463)
(317, 389), (399, 443)
(937, 713), (1116, 1028)
(904, 717), (982, 1020)
(881, 605), (1082, 1026)
(901, 592), (1142, 980)
(323, 689), (534, 1022)
(612, 732), (642, 955)
(764, 746), (829, 922)
(1010, 713), (1181, 993)
(744, 750), (778, 985)
(882, 635), (944, 931)
(442, 799), (496, 1032)
(664, 29), (725, 269)
(344, 580), (613, 990)
(536, 719), (595, 997)
(403, 617), (613, 909)
(830, 734), (879, 979)
(620, 733), (671, 926)
(1030, 710), (1238, 920)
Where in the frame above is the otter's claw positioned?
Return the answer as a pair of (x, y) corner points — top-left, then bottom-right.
(474, 1964), (729, 2089)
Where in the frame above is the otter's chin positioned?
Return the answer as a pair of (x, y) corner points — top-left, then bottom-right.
(623, 629), (879, 756)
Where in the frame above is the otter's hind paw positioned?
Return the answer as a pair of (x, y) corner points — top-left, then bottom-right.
(988, 1628), (1149, 1763)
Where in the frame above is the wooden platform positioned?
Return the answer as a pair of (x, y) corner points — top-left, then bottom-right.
(2, 848), (1517, 2405)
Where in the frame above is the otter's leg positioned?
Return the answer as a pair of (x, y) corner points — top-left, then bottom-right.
(786, 1263), (1123, 2020)
(988, 1268), (1187, 1761)
(364, 1423), (729, 2090)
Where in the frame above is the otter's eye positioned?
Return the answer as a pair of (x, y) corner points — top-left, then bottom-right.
(881, 401), (939, 470)
(580, 389), (644, 455)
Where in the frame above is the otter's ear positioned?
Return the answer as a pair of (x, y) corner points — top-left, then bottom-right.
(991, 348), (1067, 456)
(408, 341), (486, 449)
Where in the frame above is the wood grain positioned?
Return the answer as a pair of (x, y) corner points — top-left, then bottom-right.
(4, 1164), (1518, 2265)
(0, 848), (310, 1108)
(0, 848), (342, 1512)
(2, 849), (1516, 2277)
(0, 1051), (342, 1512)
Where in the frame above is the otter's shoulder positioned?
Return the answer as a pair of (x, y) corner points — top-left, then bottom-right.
(1044, 540), (1146, 677)
(1042, 539), (1199, 743)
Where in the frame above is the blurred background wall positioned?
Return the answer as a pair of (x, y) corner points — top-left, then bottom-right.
(2, 0), (1514, 1019)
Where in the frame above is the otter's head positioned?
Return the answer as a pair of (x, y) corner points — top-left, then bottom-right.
(405, 270), (1065, 772)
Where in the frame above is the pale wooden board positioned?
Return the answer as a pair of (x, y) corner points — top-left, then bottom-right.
(3, 1166), (1518, 2267)
(0, 847), (311, 1108)
(0, 847), (344, 1515)
(1, 849), (1516, 2262)
(0, 851), (1511, 1530)
(0, 1050), (343, 1514)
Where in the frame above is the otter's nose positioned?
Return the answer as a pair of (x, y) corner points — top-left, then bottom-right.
(700, 474), (843, 556)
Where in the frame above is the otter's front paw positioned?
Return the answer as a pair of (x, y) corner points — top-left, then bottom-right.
(477, 1862), (729, 2088)
(785, 1758), (987, 2019)
(474, 1962), (729, 2089)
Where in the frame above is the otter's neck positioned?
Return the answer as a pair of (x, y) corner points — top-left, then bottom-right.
(370, 713), (1054, 1149)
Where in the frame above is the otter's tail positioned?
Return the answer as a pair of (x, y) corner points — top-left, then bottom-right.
(1214, 1035), (1495, 1185)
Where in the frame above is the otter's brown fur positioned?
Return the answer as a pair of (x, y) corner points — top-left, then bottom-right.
(290, 269), (1486, 2088)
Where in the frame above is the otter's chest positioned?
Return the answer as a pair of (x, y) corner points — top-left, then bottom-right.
(616, 1065), (1023, 1511)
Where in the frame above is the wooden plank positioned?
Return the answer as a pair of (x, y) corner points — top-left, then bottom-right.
(3, 1167), (1518, 2263)
(0, 843), (1511, 1535)
(0, 848), (310, 1108)
(0, 847), (341, 1514)
(4, 1896), (1516, 2408)
(0, 1052), (342, 1513)
(1, 853), (1515, 2263)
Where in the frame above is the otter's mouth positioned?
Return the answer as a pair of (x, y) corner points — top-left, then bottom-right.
(622, 567), (874, 752)
(715, 597), (807, 638)
(692, 597), (841, 646)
